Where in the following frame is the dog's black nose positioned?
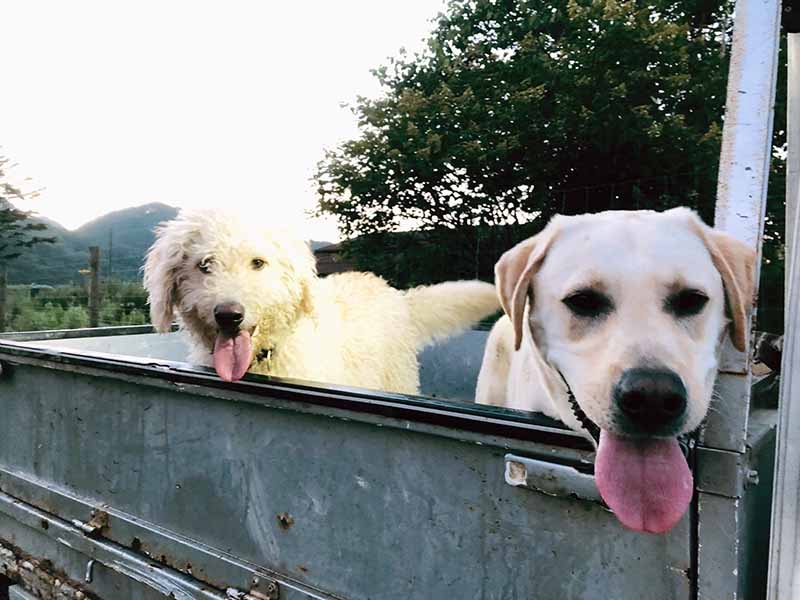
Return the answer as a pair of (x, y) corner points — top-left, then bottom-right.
(214, 302), (245, 332)
(614, 368), (687, 433)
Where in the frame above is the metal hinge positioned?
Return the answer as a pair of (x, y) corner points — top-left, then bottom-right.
(695, 447), (759, 499)
(226, 577), (280, 600)
(71, 509), (109, 537)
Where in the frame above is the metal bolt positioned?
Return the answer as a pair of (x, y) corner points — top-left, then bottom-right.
(746, 469), (760, 487)
(266, 582), (279, 599)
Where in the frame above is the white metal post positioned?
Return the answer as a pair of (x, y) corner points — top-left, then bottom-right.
(767, 30), (800, 600)
(698, 0), (782, 598)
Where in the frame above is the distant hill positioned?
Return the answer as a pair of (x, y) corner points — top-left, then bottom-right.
(9, 203), (333, 285)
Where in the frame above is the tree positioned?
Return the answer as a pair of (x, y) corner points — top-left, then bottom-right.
(0, 153), (56, 263)
(314, 0), (785, 332)
(316, 0), (734, 233)
(0, 152), (56, 330)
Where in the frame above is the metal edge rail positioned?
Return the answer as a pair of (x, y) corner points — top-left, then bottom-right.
(0, 340), (596, 458)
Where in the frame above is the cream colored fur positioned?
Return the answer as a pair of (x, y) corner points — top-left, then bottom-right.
(475, 207), (756, 441)
(143, 209), (500, 394)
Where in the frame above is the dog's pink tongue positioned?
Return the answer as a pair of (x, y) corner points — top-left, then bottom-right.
(213, 330), (252, 382)
(595, 430), (693, 534)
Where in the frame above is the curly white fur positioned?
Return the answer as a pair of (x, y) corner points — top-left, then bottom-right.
(143, 208), (500, 394)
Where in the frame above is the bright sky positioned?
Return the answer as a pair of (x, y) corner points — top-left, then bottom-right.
(2, 1), (444, 242)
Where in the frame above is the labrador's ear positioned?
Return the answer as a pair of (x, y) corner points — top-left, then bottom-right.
(143, 220), (189, 332)
(684, 211), (756, 352)
(702, 229), (756, 352)
(495, 226), (557, 350)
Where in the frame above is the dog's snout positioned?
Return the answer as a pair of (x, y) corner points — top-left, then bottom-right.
(214, 302), (245, 332)
(614, 368), (687, 433)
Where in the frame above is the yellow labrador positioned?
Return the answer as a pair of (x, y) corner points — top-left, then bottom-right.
(475, 208), (755, 534)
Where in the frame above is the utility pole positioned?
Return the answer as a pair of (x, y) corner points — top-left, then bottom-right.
(88, 246), (100, 328)
(108, 228), (113, 280)
(0, 265), (7, 333)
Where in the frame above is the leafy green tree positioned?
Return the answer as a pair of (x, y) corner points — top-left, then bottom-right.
(317, 0), (733, 234)
(315, 0), (785, 332)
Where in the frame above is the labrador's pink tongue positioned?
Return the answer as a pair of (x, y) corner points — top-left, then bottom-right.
(595, 430), (693, 534)
(213, 330), (252, 382)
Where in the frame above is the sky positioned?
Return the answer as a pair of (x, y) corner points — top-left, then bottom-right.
(1, 1), (445, 242)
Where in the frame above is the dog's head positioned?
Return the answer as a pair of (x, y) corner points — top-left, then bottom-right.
(143, 209), (316, 381)
(496, 208), (755, 534)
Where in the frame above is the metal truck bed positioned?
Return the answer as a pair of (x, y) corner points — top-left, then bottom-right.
(0, 325), (777, 599)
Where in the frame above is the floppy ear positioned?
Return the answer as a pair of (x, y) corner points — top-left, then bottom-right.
(277, 234), (317, 317)
(495, 226), (556, 351)
(143, 222), (187, 333)
(700, 228), (756, 352)
(299, 242), (317, 316)
(680, 209), (756, 352)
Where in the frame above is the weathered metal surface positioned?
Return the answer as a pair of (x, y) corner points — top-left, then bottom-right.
(0, 350), (691, 599)
(709, 0), (781, 446)
(767, 31), (800, 600)
(504, 454), (603, 504)
(2, 334), (596, 457)
(714, 0), (780, 251)
(697, 0), (781, 595)
(697, 493), (742, 600)
(0, 511), (223, 600)
(742, 410), (778, 600)
(786, 34), (800, 283)
(0, 470), (333, 600)
(696, 447), (746, 499)
(8, 586), (37, 600)
(699, 372), (752, 452)
(697, 410), (778, 600)
(0, 325), (167, 343)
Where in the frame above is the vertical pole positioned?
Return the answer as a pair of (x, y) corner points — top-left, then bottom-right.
(788, 35), (800, 286)
(88, 246), (100, 328)
(768, 28), (800, 600)
(0, 265), (7, 333)
(697, 0), (781, 598)
(108, 228), (113, 280)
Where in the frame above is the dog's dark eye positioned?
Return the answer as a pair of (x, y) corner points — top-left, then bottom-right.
(666, 289), (709, 317)
(251, 258), (266, 270)
(562, 289), (612, 318)
(198, 259), (213, 274)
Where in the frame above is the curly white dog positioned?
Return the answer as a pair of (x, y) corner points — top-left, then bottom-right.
(143, 209), (500, 393)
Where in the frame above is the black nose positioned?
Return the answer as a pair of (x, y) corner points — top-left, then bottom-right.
(214, 302), (245, 332)
(614, 368), (687, 434)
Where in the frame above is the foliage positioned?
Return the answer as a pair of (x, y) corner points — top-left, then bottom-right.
(6, 280), (149, 332)
(0, 153), (55, 264)
(316, 0), (786, 333)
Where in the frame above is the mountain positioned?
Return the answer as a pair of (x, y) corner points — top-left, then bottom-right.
(9, 203), (333, 285)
